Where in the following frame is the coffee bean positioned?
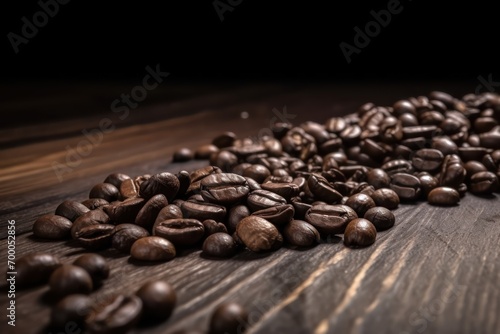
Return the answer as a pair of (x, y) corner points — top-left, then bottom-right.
(103, 197), (145, 224)
(209, 302), (248, 334)
(173, 147), (194, 162)
(227, 204), (250, 233)
(260, 182), (300, 200)
(73, 253), (110, 286)
(393, 100), (416, 116)
(202, 233), (238, 258)
(479, 125), (500, 149)
(49, 265), (93, 298)
(470, 171), (499, 194)
(344, 218), (377, 248)
(251, 204), (295, 226)
(402, 125), (438, 139)
(55, 200), (90, 222)
(154, 219), (205, 246)
(119, 178), (140, 199)
(212, 132), (237, 148)
(81, 198), (109, 210)
(130, 236), (176, 261)
(283, 220), (320, 247)
(439, 154), (466, 189)
(427, 187), (460, 206)
(111, 224), (150, 253)
(390, 173), (421, 201)
(176, 170), (191, 197)
(33, 214), (72, 240)
(412, 149), (444, 172)
(365, 168), (390, 189)
(381, 159), (413, 176)
(202, 219), (228, 237)
(345, 193), (376, 217)
(195, 144), (219, 159)
(104, 173), (131, 189)
(371, 188), (399, 209)
(418, 173), (439, 196)
(181, 200), (227, 222)
(325, 117), (347, 133)
(51, 294), (92, 329)
(89, 183), (120, 202)
(136, 280), (176, 321)
(210, 150), (239, 172)
(247, 189), (287, 212)
(307, 173), (343, 203)
(305, 204), (358, 235)
(71, 209), (110, 239)
(86, 295), (142, 333)
(15, 253), (61, 288)
(200, 173), (250, 205)
(75, 224), (115, 250)
(155, 204), (183, 226)
(135, 194), (168, 230)
(236, 216), (283, 252)
(364, 207), (395, 231)
(140, 172), (180, 201)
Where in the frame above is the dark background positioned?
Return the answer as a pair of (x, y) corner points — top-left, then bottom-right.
(2, 0), (498, 83)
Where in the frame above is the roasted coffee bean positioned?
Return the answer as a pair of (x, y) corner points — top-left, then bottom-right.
(227, 204), (250, 233)
(360, 139), (386, 161)
(49, 265), (93, 298)
(15, 253), (61, 288)
(418, 173), (439, 196)
(200, 173), (250, 205)
(244, 176), (262, 191)
(140, 172), (180, 201)
(103, 197), (145, 223)
(104, 173), (131, 188)
(210, 150), (239, 172)
(251, 204), (295, 226)
(181, 200), (227, 221)
(345, 193), (376, 217)
(305, 204), (358, 235)
(71, 209), (109, 239)
(89, 183), (120, 202)
(260, 182), (300, 200)
(412, 149), (444, 172)
(325, 117), (347, 133)
(173, 147), (194, 162)
(75, 224), (115, 250)
(130, 236), (176, 261)
(212, 132), (237, 148)
(402, 125), (438, 139)
(236, 216), (283, 252)
(176, 170), (191, 197)
(154, 219), (205, 246)
(339, 124), (362, 145)
(399, 113), (419, 127)
(439, 154), (466, 188)
(155, 204), (183, 226)
(73, 253), (110, 286)
(364, 207), (395, 231)
(51, 294), (92, 329)
(365, 168), (390, 189)
(470, 171), (499, 194)
(209, 302), (248, 334)
(195, 144), (219, 159)
(371, 188), (400, 209)
(246, 189), (287, 212)
(242, 164), (271, 184)
(381, 159), (413, 176)
(307, 173), (343, 203)
(428, 187), (460, 206)
(81, 198), (109, 210)
(111, 224), (150, 253)
(135, 194), (168, 230)
(393, 100), (416, 116)
(343, 218), (377, 248)
(390, 173), (421, 201)
(202, 219), (228, 236)
(283, 220), (320, 247)
(136, 280), (176, 322)
(479, 126), (500, 149)
(33, 214), (72, 240)
(87, 295), (142, 334)
(120, 178), (140, 199)
(202, 233), (238, 258)
(464, 161), (487, 181)
(55, 200), (90, 222)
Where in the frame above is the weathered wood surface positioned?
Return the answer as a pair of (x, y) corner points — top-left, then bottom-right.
(1, 83), (499, 334)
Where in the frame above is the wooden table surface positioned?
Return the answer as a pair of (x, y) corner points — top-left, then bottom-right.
(1, 82), (499, 334)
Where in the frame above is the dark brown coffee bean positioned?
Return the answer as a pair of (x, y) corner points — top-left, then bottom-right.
(381, 159), (413, 176)
(393, 100), (416, 116)
(412, 149), (444, 172)
(181, 200), (227, 222)
(173, 147), (194, 162)
(251, 204), (295, 226)
(155, 204), (183, 226)
(236, 216), (283, 252)
(111, 224), (150, 253)
(73, 253), (109, 286)
(103, 197), (145, 224)
(140, 172), (180, 201)
(474, 117), (497, 133)
(75, 224), (115, 250)
(89, 183), (120, 202)
(307, 173), (343, 203)
(227, 204), (250, 233)
(154, 219), (205, 246)
(429, 91), (455, 108)
(458, 147), (489, 162)
(479, 126), (500, 149)
(210, 150), (239, 172)
(15, 253), (61, 288)
(200, 173), (250, 205)
(439, 154), (466, 189)
(136, 280), (176, 321)
(209, 302), (248, 334)
(51, 294), (92, 329)
(202, 219), (228, 237)
(260, 182), (300, 201)
(241, 164), (270, 184)
(345, 193), (376, 217)
(71, 209), (109, 239)
(470, 171), (499, 194)
(130, 236), (176, 261)
(418, 173), (439, 196)
(55, 200), (90, 222)
(344, 218), (377, 248)
(33, 214), (72, 240)
(135, 194), (168, 230)
(402, 125), (438, 139)
(339, 124), (362, 145)
(371, 188), (399, 209)
(363, 207), (395, 231)
(390, 173), (421, 201)
(103, 173), (131, 189)
(176, 170), (191, 197)
(119, 178), (140, 199)
(247, 189), (287, 212)
(49, 265), (93, 298)
(399, 113), (419, 127)
(427, 187), (460, 206)
(202, 233), (238, 258)
(81, 198), (109, 210)
(212, 131), (237, 148)
(87, 295), (142, 334)
(195, 144), (219, 159)
(305, 204), (358, 235)
(283, 220), (320, 247)
(325, 117), (347, 133)
(464, 161), (488, 181)
(366, 168), (390, 189)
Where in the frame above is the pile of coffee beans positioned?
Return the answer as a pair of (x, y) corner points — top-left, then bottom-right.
(17, 90), (500, 332)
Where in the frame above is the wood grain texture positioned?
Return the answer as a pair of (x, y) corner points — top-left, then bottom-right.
(0, 82), (498, 334)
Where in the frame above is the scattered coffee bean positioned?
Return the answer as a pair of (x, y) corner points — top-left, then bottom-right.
(202, 233), (238, 258)
(81, 198), (109, 210)
(209, 302), (248, 334)
(136, 280), (176, 321)
(112, 223), (150, 253)
(371, 188), (400, 209)
(428, 187), (460, 206)
(89, 183), (120, 202)
(283, 220), (320, 247)
(305, 204), (358, 235)
(140, 172), (180, 201)
(236, 216), (283, 252)
(49, 265), (93, 298)
(15, 253), (61, 288)
(130, 236), (176, 261)
(51, 294), (92, 329)
(173, 147), (194, 162)
(86, 294), (142, 333)
(71, 209), (109, 239)
(73, 253), (110, 286)
(135, 194), (168, 230)
(470, 171), (499, 194)
(345, 193), (376, 217)
(364, 207), (395, 231)
(390, 173), (421, 201)
(154, 218), (205, 246)
(344, 218), (377, 248)
(75, 224), (115, 250)
(200, 173), (250, 205)
(33, 214), (72, 240)
(55, 200), (90, 222)
(203, 219), (228, 236)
